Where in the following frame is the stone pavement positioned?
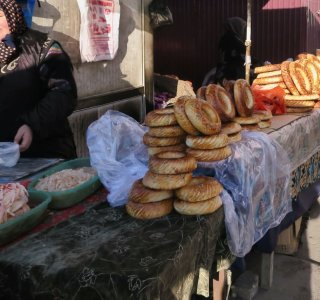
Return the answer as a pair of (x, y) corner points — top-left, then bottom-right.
(251, 196), (320, 300)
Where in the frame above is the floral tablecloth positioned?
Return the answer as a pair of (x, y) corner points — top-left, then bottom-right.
(0, 198), (224, 300)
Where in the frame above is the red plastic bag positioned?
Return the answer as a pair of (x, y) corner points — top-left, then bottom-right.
(251, 84), (287, 115)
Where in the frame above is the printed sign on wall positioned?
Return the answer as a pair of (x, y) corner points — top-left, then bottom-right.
(77, 0), (121, 62)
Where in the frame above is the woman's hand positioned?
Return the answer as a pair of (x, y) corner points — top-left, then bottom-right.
(14, 125), (33, 152)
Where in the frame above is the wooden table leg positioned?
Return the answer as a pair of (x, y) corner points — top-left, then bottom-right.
(260, 252), (274, 289)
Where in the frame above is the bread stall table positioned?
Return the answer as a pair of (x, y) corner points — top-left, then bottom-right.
(0, 186), (224, 300)
(213, 109), (320, 288)
(252, 109), (320, 287)
(190, 109), (320, 289)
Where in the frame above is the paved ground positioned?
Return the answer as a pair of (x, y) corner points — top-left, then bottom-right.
(254, 196), (320, 300)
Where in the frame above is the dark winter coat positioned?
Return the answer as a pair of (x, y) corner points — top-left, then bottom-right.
(0, 28), (77, 159)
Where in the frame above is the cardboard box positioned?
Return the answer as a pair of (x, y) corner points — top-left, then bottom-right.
(275, 217), (302, 255)
(154, 73), (196, 101)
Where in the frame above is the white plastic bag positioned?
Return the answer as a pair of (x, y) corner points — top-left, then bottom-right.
(86, 110), (148, 207)
(0, 142), (20, 167)
(77, 0), (120, 62)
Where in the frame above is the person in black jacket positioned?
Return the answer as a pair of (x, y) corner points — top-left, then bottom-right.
(203, 17), (262, 86)
(0, 0), (77, 159)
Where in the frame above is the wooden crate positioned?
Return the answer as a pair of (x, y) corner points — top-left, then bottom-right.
(275, 217), (302, 255)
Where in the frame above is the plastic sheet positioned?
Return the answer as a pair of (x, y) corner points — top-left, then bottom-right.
(196, 131), (292, 257)
(269, 109), (320, 171)
(86, 110), (148, 207)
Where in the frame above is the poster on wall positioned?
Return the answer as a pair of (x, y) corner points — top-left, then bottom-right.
(17, 0), (36, 27)
(77, 0), (121, 63)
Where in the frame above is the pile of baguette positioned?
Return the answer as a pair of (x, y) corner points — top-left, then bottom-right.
(253, 52), (320, 113)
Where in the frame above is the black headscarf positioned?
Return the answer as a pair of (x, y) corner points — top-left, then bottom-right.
(224, 17), (246, 44)
(0, 0), (27, 65)
(218, 16), (247, 63)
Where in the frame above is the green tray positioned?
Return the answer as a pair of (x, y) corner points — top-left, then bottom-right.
(0, 190), (51, 246)
(28, 158), (101, 209)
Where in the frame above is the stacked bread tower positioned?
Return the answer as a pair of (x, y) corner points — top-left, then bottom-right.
(143, 107), (186, 156)
(173, 97), (232, 162)
(173, 176), (223, 216)
(253, 52), (320, 113)
(125, 106), (224, 219)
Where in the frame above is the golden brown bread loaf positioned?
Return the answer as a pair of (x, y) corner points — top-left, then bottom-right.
(186, 133), (229, 150)
(196, 86), (207, 100)
(296, 62), (312, 94)
(296, 53), (308, 60)
(143, 133), (185, 147)
(221, 122), (242, 135)
(147, 144), (186, 156)
(186, 146), (232, 162)
(286, 107), (313, 113)
(256, 70), (282, 78)
(185, 99), (221, 135)
(241, 124), (261, 131)
(234, 79), (254, 117)
(173, 97), (200, 135)
(145, 108), (178, 127)
(142, 171), (193, 190)
(222, 80), (236, 100)
(148, 125), (185, 138)
(128, 179), (173, 203)
(284, 100), (315, 108)
(205, 84), (236, 122)
(289, 61), (308, 95)
(233, 116), (260, 125)
(253, 110), (273, 121)
(254, 64), (281, 74)
(173, 196), (222, 215)
(253, 76), (284, 85)
(175, 176), (223, 202)
(258, 120), (272, 129)
(283, 88), (291, 94)
(149, 151), (197, 175)
(228, 132), (242, 143)
(284, 94), (319, 101)
(299, 59), (319, 94)
(126, 198), (173, 219)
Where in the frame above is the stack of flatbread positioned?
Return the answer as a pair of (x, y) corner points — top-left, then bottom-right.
(253, 52), (320, 113)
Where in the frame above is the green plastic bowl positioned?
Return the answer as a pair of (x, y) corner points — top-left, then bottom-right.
(28, 158), (101, 209)
(0, 190), (51, 246)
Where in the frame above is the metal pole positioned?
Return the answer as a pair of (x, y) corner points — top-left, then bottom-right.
(245, 0), (252, 83)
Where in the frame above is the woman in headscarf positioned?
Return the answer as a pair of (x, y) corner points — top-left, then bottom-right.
(0, 0), (77, 159)
(205, 17), (262, 85)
